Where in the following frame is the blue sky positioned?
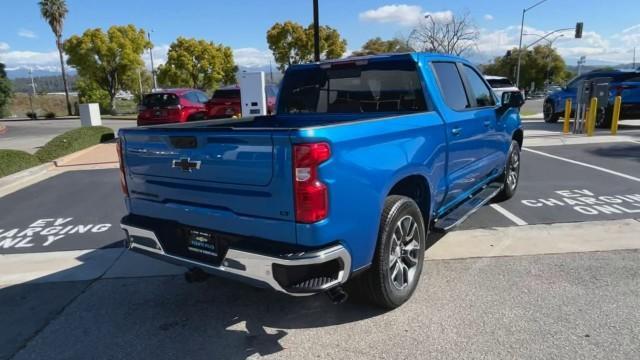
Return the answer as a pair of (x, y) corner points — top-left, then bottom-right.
(1, 0), (639, 71)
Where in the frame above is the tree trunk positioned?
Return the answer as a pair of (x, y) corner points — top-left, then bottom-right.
(56, 37), (73, 116)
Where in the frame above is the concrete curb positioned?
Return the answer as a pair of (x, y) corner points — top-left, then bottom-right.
(53, 143), (106, 167)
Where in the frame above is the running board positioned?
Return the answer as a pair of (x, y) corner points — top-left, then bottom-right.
(433, 183), (503, 232)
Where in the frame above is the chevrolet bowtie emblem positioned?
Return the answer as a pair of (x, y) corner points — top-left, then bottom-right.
(172, 158), (201, 172)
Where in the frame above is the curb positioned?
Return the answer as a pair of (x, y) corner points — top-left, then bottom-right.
(0, 162), (55, 197)
(53, 143), (106, 167)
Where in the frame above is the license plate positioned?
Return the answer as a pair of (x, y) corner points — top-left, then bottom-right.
(225, 108), (235, 115)
(186, 229), (218, 257)
(154, 110), (167, 117)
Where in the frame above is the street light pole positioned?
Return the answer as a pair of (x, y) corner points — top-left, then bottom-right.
(516, 0), (550, 88)
(313, 0), (320, 62)
(147, 31), (158, 91)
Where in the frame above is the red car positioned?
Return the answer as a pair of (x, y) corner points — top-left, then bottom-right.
(206, 85), (278, 119)
(137, 89), (209, 126)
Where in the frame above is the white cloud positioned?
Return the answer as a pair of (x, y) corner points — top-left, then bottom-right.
(359, 4), (424, 26)
(0, 42), (9, 51)
(18, 29), (37, 39)
(233, 48), (274, 68)
(484, 14), (494, 21)
(615, 23), (640, 47)
(0, 43), (59, 70)
(470, 24), (635, 65)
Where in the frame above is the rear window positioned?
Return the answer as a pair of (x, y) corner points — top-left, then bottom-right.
(486, 78), (514, 88)
(212, 89), (240, 100)
(278, 60), (427, 114)
(142, 93), (179, 107)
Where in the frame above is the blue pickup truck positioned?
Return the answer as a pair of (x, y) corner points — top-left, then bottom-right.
(118, 53), (524, 308)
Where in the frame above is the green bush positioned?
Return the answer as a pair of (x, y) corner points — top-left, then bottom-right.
(26, 111), (38, 119)
(35, 126), (115, 162)
(77, 78), (111, 114)
(45, 111), (56, 119)
(0, 150), (42, 177)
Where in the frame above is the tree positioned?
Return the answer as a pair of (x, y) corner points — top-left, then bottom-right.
(0, 63), (12, 117)
(410, 12), (479, 56)
(38, 0), (72, 116)
(64, 25), (150, 112)
(484, 45), (572, 91)
(352, 37), (413, 56)
(157, 37), (236, 89)
(266, 21), (347, 71)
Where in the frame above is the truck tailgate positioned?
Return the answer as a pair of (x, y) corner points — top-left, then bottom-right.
(120, 128), (297, 243)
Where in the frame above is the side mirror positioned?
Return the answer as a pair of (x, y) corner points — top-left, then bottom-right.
(501, 91), (525, 109)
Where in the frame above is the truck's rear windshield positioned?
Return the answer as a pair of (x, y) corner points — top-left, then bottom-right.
(212, 89), (240, 100)
(142, 93), (179, 107)
(278, 60), (427, 114)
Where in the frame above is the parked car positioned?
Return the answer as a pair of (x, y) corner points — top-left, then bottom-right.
(484, 75), (521, 101)
(544, 70), (640, 127)
(118, 53), (524, 309)
(206, 84), (279, 119)
(137, 89), (209, 126)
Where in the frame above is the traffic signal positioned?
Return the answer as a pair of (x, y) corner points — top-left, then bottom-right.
(575, 22), (583, 39)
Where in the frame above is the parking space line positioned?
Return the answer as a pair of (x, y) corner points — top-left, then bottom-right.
(523, 147), (640, 183)
(489, 204), (528, 226)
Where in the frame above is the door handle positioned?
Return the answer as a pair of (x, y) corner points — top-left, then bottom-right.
(451, 127), (462, 136)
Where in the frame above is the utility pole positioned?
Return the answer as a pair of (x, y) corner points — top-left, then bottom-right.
(633, 47), (637, 69)
(268, 59), (274, 83)
(313, 0), (320, 62)
(516, 0), (550, 88)
(28, 68), (36, 118)
(148, 31), (158, 90)
(577, 56), (586, 76)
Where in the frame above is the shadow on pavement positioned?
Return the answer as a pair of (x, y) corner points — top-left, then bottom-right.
(586, 143), (640, 162)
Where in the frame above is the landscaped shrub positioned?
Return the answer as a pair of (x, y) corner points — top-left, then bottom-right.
(0, 150), (42, 177)
(34, 126), (115, 162)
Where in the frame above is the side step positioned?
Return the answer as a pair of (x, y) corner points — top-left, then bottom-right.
(433, 183), (503, 232)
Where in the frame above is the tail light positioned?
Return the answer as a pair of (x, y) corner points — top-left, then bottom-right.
(293, 142), (331, 223)
(116, 138), (128, 196)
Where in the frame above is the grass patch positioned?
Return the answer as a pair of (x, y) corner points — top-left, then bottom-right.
(34, 126), (115, 163)
(0, 150), (43, 177)
(8, 93), (79, 118)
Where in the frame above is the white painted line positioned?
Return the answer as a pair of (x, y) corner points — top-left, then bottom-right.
(489, 204), (528, 226)
(523, 147), (640, 183)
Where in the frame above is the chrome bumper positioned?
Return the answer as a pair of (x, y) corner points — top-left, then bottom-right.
(120, 224), (352, 296)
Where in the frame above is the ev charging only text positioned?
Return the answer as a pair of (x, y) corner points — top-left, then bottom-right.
(521, 189), (640, 215)
(0, 218), (112, 249)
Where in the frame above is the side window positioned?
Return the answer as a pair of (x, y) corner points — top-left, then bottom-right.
(185, 92), (200, 103)
(196, 91), (209, 103)
(432, 62), (469, 111)
(462, 65), (495, 107)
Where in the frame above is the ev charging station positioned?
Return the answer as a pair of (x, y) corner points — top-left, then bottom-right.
(573, 77), (610, 134)
(239, 71), (267, 117)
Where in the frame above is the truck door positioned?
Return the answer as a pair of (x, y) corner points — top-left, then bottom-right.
(459, 64), (506, 176)
(431, 61), (495, 208)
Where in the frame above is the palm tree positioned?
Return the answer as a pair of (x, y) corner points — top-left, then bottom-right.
(39, 0), (72, 116)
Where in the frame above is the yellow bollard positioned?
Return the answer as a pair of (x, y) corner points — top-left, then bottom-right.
(611, 96), (622, 135)
(563, 98), (572, 134)
(586, 97), (598, 137)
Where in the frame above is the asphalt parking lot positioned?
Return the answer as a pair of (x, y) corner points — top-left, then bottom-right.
(1, 123), (639, 359)
(0, 119), (136, 153)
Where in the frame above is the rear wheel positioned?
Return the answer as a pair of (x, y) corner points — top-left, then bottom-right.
(495, 140), (521, 201)
(543, 101), (559, 123)
(595, 106), (612, 129)
(350, 195), (426, 309)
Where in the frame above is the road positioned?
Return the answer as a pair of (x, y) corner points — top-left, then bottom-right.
(0, 119), (136, 154)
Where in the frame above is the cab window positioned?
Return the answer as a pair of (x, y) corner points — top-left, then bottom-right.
(462, 65), (495, 107)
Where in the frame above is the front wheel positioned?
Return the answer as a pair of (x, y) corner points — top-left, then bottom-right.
(350, 195), (426, 309)
(495, 140), (521, 201)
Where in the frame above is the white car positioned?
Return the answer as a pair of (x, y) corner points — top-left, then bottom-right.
(484, 75), (521, 102)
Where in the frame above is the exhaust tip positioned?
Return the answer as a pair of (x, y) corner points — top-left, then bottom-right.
(326, 286), (348, 304)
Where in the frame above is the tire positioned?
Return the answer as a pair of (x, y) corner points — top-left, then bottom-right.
(350, 195), (426, 309)
(495, 140), (521, 202)
(543, 101), (559, 123)
(595, 106), (612, 129)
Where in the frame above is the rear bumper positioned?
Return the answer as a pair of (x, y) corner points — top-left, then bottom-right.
(120, 222), (352, 296)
